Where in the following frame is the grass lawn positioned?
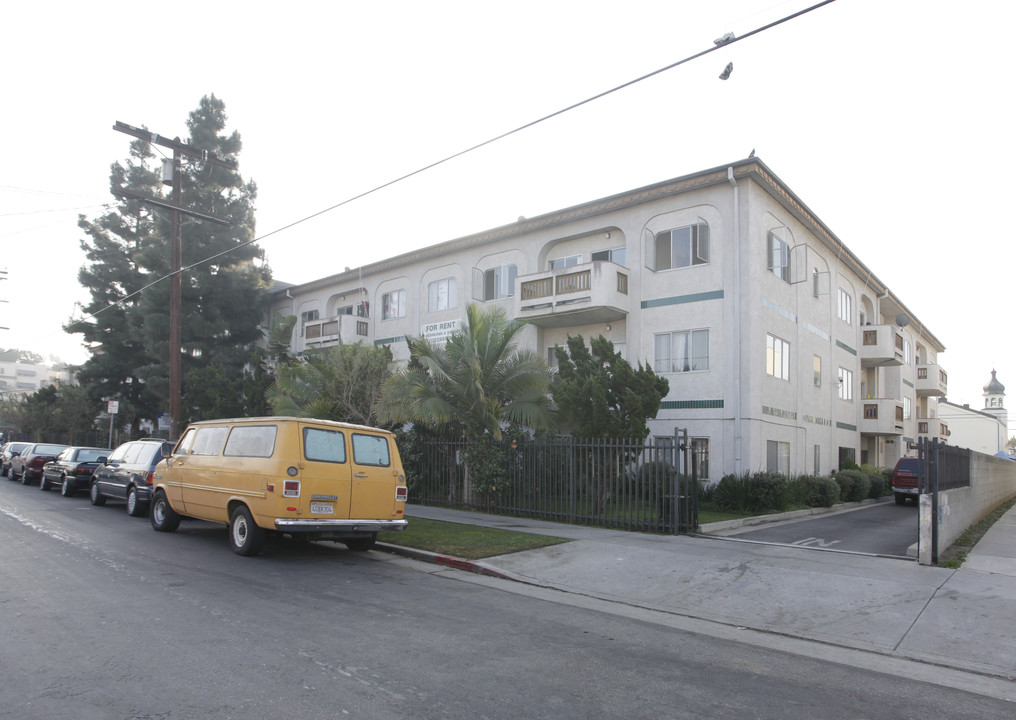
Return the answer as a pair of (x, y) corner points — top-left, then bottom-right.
(378, 517), (570, 560)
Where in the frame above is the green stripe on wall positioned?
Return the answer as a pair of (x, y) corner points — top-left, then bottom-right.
(642, 290), (724, 309)
(660, 400), (724, 410)
(374, 336), (406, 346)
(836, 421), (857, 431)
(836, 340), (857, 356)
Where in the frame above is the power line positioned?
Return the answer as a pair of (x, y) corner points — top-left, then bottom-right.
(78, 0), (839, 324)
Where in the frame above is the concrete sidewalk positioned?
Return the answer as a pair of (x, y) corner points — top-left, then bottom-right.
(385, 503), (1016, 683)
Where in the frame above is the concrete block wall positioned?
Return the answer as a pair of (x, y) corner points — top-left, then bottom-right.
(919, 453), (1016, 564)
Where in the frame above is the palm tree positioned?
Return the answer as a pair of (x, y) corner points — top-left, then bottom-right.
(269, 342), (394, 427)
(378, 304), (556, 503)
(378, 303), (555, 439)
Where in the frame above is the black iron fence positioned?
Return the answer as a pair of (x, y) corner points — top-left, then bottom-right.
(400, 433), (699, 533)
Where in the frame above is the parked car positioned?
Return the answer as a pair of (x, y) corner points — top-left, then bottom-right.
(8, 443), (70, 484)
(151, 417), (408, 555)
(90, 439), (174, 516)
(892, 457), (921, 505)
(41, 446), (109, 495)
(1, 442), (31, 477)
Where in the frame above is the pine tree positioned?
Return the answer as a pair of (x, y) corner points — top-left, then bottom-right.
(68, 95), (271, 432)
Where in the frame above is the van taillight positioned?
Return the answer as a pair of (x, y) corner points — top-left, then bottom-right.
(395, 486), (407, 502)
(283, 480), (300, 497)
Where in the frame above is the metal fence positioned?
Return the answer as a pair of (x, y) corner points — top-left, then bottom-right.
(400, 431), (699, 533)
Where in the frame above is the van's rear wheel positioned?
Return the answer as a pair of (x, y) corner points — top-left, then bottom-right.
(229, 506), (265, 556)
(150, 491), (181, 532)
(344, 534), (377, 552)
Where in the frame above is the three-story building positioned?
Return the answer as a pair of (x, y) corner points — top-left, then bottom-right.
(271, 157), (946, 482)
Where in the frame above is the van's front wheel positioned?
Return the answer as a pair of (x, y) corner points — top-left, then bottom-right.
(229, 506), (265, 557)
(150, 491), (181, 532)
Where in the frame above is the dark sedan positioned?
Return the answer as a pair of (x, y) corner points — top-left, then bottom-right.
(8, 443), (70, 484)
(1, 442), (31, 476)
(41, 446), (109, 495)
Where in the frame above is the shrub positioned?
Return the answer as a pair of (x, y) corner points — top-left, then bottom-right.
(841, 457), (860, 471)
(714, 472), (755, 513)
(713, 471), (791, 513)
(799, 475), (839, 507)
(751, 471), (790, 512)
(866, 472), (885, 499)
(849, 473), (871, 502)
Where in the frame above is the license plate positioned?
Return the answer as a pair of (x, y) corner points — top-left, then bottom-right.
(310, 502), (334, 515)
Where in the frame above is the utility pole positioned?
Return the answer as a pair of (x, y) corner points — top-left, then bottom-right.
(111, 121), (234, 439)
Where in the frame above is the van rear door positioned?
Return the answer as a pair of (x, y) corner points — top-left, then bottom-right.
(298, 423), (353, 518)
(348, 431), (401, 520)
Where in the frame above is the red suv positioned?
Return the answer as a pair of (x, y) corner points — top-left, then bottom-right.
(891, 457), (921, 505)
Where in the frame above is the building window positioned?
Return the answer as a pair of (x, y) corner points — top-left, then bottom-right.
(768, 231), (790, 282)
(838, 289), (852, 324)
(481, 265), (517, 301)
(428, 278), (458, 311)
(653, 221), (709, 271)
(814, 355), (822, 387)
(814, 444), (821, 475)
(300, 309), (319, 337)
(591, 247), (627, 267)
(549, 254), (581, 270)
(691, 437), (710, 481)
(654, 329), (709, 373)
(812, 268), (820, 298)
(766, 333), (791, 380)
(903, 397), (912, 420)
(766, 440), (790, 475)
(382, 290), (406, 320)
(838, 367), (854, 400)
(904, 340), (912, 365)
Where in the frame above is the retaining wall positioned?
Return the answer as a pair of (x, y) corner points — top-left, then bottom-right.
(919, 452), (1016, 565)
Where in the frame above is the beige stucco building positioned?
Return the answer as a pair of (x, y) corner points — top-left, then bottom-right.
(937, 371), (1009, 456)
(271, 158), (948, 481)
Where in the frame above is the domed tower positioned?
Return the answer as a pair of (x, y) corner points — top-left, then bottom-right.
(982, 369), (1007, 427)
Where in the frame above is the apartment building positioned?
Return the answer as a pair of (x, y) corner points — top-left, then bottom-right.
(0, 359), (73, 397)
(271, 158), (947, 482)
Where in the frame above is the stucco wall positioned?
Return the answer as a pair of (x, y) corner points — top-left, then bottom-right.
(919, 453), (1016, 564)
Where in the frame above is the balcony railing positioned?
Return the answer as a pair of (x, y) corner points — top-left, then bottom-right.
(916, 363), (948, 397)
(515, 261), (629, 328)
(302, 314), (371, 349)
(859, 398), (905, 436)
(859, 324), (905, 367)
(917, 418), (950, 439)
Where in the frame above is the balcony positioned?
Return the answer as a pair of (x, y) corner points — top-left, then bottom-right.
(917, 417), (950, 441)
(515, 261), (629, 328)
(859, 324), (905, 367)
(303, 314), (371, 348)
(859, 398), (905, 436)
(916, 363), (948, 397)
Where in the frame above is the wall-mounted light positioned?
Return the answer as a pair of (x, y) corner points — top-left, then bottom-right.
(606, 324), (612, 332)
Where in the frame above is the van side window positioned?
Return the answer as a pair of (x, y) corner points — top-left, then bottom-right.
(174, 428), (196, 456)
(191, 427), (228, 456)
(224, 426), (278, 458)
(304, 428), (346, 463)
(352, 434), (390, 467)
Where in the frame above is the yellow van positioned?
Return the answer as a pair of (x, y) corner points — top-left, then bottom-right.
(150, 417), (408, 555)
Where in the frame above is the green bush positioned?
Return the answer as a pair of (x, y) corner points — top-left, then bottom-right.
(800, 475), (840, 507)
(834, 469), (868, 502)
(849, 473), (871, 502)
(841, 457), (860, 471)
(714, 472), (755, 513)
(752, 471), (790, 512)
(866, 472), (885, 499)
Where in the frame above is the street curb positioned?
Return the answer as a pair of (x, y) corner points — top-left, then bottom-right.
(375, 542), (533, 583)
(699, 496), (891, 533)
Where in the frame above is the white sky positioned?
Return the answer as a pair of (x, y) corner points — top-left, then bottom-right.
(1, 0), (1013, 434)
